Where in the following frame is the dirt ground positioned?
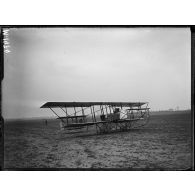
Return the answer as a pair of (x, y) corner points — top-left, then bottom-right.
(3, 111), (192, 170)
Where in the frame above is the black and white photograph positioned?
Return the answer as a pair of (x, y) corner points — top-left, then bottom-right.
(0, 26), (193, 170)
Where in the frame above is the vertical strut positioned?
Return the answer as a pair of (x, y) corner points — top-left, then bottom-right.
(105, 105), (108, 115)
(90, 106), (94, 122)
(92, 105), (96, 122)
(109, 105), (112, 114)
(81, 106), (85, 122)
(100, 105), (104, 115)
(74, 106), (78, 123)
(93, 106), (98, 132)
(100, 105), (102, 115)
(102, 105), (105, 115)
(120, 104), (123, 119)
(64, 107), (69, 124)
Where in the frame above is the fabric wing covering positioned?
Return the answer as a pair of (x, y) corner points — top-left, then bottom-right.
(40, 102), (147, 108)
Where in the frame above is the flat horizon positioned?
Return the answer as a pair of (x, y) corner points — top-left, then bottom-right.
(4, 109), (191, 121)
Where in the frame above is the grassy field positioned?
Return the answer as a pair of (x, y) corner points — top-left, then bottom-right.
(3, 111), (192, 170)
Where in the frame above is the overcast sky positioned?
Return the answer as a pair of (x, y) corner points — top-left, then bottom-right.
(2, 27), (191, 119)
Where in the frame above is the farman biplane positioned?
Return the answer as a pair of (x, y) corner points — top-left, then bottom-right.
(40, 102), (150, 134)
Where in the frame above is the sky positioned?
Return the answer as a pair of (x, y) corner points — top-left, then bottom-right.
(2, 27), (191, 119)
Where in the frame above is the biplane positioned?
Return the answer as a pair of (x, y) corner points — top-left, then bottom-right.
(40, 102), (150, 134)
